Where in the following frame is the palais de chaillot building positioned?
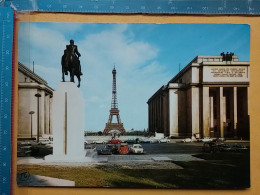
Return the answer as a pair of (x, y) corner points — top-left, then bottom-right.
(147, 53), (249, 139)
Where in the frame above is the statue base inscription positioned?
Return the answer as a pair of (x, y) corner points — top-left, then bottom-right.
(45, 82), (90, 162)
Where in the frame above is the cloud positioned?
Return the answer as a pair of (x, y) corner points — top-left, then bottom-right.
(18, 23), (172, 131)
(48, 23), (83, 34)
(79, 24), (158, 70)
(75, 24), (169, 130)
(19, 22), (67, 74)
(29, 25), (67, 54)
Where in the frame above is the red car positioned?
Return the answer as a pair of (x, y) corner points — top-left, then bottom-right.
(118, 143), (129, 154)
(108, 139), (122, 144)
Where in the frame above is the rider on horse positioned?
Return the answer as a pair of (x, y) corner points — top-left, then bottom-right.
(61, 40), (83, 87)
(66, 39), (83, 75)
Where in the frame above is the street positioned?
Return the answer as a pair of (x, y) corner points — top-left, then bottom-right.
(90, 140), (249, 156)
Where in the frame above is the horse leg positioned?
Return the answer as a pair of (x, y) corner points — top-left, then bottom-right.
(70, 70), (75, 83)
(62, 69), (65, 82)
(77, 75), (81, 88)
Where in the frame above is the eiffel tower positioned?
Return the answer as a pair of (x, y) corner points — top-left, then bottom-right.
(103, 66), (126, 135)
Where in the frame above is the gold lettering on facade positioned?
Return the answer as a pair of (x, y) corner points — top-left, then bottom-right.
(210, 67), (246, 77)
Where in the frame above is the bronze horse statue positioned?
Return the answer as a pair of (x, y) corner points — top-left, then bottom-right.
(61, 42), (82, 88)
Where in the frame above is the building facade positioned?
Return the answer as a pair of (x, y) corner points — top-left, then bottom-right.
(18, 62), (54, 138)
(147, 54), (250, 139)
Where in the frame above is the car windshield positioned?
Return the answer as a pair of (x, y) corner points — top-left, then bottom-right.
(134, 145), (142, 148)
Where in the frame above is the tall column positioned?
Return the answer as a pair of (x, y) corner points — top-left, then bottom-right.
(40, 90), (45, 136)
(159, 96), (162, 132)
(151, 102), (154, 132)
(45, 94), (50, 134)
(191, 87), (200, 135)
(169, 88), (178, 136)
(49, 97), (53, 134)
(202, 87), (210, 137)
(233, 87), (237, 135)
(210, 96), (214, 128)
(31, 89), (38, 137)
(148, 104), (150, 133)
(219, 87), (224, 137)
(152, 102), (154, 132)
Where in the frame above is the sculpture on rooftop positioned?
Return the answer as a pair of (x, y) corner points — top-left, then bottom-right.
(61, 40), (83, 88)
(221, 52), (234, 61)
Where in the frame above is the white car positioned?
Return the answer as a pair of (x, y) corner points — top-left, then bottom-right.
(200, 137), (213, 142)
(159, 138), (170, 143)
(92, 140), (107, 144)
(150, 138), (160, 143)
(182, 138), (193, 143)
(130, 144), (144, 154)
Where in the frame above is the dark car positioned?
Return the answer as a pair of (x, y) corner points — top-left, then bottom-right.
(99, 144), (118, 155)
(213, 137), (225, 142)
(219, 144), (233, 152)
(140, 138), (151, 143)
(124, 138), (139, 144)
(232, 144), (248, 152)
(17, 142), (32, 157)
(202, 141), (219, 153)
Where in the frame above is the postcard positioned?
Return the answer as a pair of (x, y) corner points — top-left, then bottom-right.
(16, 22), (250, 189)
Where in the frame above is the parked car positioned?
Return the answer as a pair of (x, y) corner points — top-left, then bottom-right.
(130, 144), (144, 154)
(118, 143), (129, 154)
(181, 138), (192, 143)
(99, 144), (118, 155)
(202, 141), (219, 153)
(84, 141), (89, 148)
(124, 138), (137, 144)
(38, 138), (52, 145)
(159, 138), (170, 143)
(199, 137), (213, 143)
(219, 144), (233, 152)
(150, 138), (160, 143)
(232, 144), (248, 151)
(17, 142), (32, 157)
(108, 139), (122, 144)
(213, 137), (225, 142)
(140, 138), (151, 143)
(92, 140), (107, 144)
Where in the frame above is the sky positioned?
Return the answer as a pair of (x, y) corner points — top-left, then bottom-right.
(18, 22), (250, 131)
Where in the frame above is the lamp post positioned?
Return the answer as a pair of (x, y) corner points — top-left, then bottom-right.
(29, 111), (35, 138)
(35, 93), (41, 143)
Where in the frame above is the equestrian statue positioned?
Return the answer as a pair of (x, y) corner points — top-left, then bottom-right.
(61, 40), (83, 88)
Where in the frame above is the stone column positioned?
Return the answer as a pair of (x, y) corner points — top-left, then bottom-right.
(31, 89), (38, 137)
(45, 94), (50, 134)
(169, 85), (178, 137)
(191, 87), (200, 135)
(151, 101), (154, 132)
(40, 90), (45, 137)
(210, 96), (214, 128)
(49, 97), (53, 135)
(219, 87), (224, 137)
(233, 87), (237, 135)
(202, 87), (210, 137)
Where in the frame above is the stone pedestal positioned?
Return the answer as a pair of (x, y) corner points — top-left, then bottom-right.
(45, 82), (87, 162)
